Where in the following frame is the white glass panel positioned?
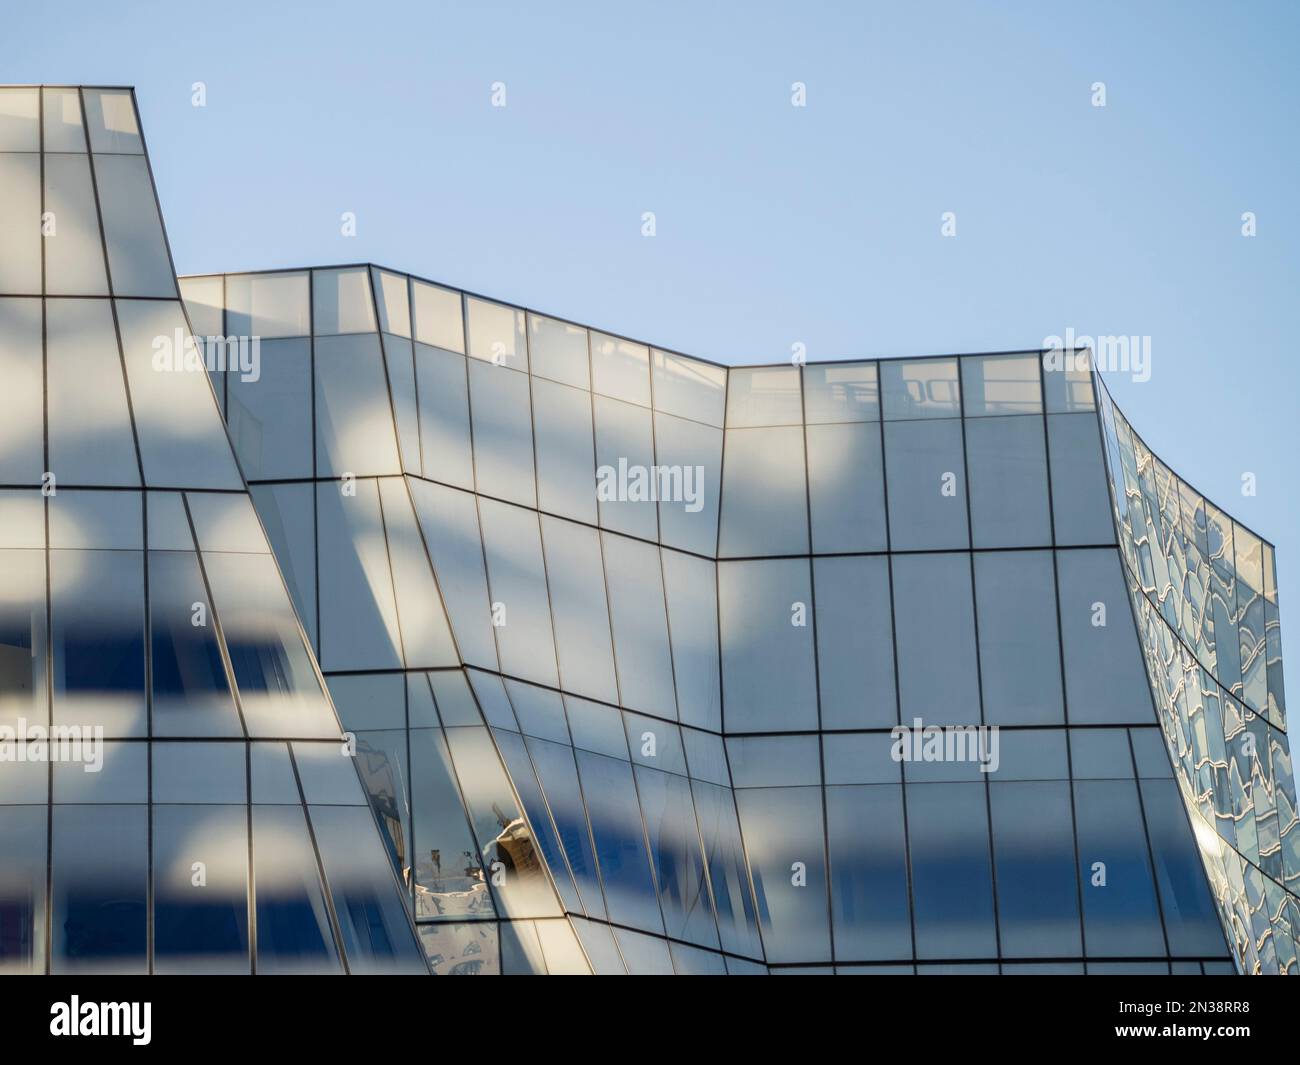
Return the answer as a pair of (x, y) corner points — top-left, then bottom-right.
(179, 274), (224, 340)
(408, 480), (498, 670)
(42, 87), (84, 152)
(719, 426), (807, 556)
(43, 154), (107, 294)
(412, 279), (463, 352)
(377, 476), (458, 668)
(725, 366), (802, 427)
(93, 154), (175, 297)
(83, 88), (143, 153)
(651, 350), (726, 426)
(226, 271), (310, 338)
(591, 332), (651, 406)
(529, 313), (589, 389)
(540, 516), (618, 703)
(314, 332), (402, 477)
(371, 268), (411, 337)
(718, 559), (817, 731)
(661, 550), (721, 731)
(881, 358), (960, 419)
(117, 299), (242, 489)
(315, 479), (402, 672)
(0, 87), (39, 150)
(593, 395), (657, 540)
(654, 412), (721, 556)
(0, 154), (40, 294)
(0, 299), (43, 483)
(312, 267), (376, 335)
(466, 297), (526, 369)
(803, 361), (879, 423)
(468, 359), (536, 507)
(46, 298), (139, 485)
(414, 343), (473, 488)
(533, 378), (597, 523)
(478, 497), (558, 686)
(601, 533), (677, 718)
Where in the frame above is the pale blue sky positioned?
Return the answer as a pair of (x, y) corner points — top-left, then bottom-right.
(6, 0), (1297, 701)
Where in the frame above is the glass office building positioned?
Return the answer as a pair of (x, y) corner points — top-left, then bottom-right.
(1, 87), (1295, 974)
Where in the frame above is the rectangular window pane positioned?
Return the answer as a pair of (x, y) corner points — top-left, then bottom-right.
(974, 551), (1064, 725)
(803, 361), (879, 424)
(989, 780), (1082, 957)
(228, 337), (313, 480)
(906, 781), (997, 959)
(51, 548), (146, 737)
(826, 784), (911, 960)
(883, 419), (967, 550)
(654, 412), (720, 556)
(662, 550), (721, 732)
(652, 350), (725, 426)
(882, 358), (959, 419)
(0, 87), (39, 150)
(314, 332), (402, 477)
(601, 532), (677, 719)
(725, 366), (802, 427)
(153, 805), (250, 973)
(468, 359), (536, 507)
(1057, 548), (1153, 724)
(117, 298), (243, 489)
(43, 87), (85, 151)
(1048, 412), (1115, 545)
(252, 805), (342, 973)
(0, 806), (45, 973)
(478, 498), (557, 687)
(47, 298), (139, 485)
(718, 559), (817, 731)
(891, 553), (981, 725)
(226, 271), (309, 338)
(466, 297), (526, 370)
(43, 154), (107, 295)
(415, 343), (473, 489)
(1073, 778), (1166, 956)
(593, 395), (657, 540)
(807, 422), (887, 552)
(412, 280), (464, 353)
(51, 805), (148, 973)
(540, 516), (618, 703)
(312, 267), (376, 335)
(734, 785), (830, 963)
(0, 300), (43, 483)
(960, 353), (1041, 415)
(719, 426), (808, 556)
(83, 88), (142, 153)
(965, 415), (1051, 548)
(0, 154), (40, 294)
(533, 378), (596, 523)
(815, 556), (897, 728)
(93, 154), (175, 297)
(591, 332), (650, 406)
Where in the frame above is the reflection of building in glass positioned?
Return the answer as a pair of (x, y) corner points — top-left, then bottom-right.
(1, 86), (1294, 975)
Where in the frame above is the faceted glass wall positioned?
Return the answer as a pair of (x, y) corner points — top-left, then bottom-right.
(1098, 381), (1298, 974)
(181, 260), (1252, 973)
(0, 87), (423, 975)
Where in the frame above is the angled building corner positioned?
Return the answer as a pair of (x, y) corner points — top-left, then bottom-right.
(0, 86), (424, 974)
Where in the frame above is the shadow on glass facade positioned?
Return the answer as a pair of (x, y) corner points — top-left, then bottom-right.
(0, 85), (1291, 975)
(0, 86), (424, 975)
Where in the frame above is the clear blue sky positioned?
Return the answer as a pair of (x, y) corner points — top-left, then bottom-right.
(7, 0), (1297, 713)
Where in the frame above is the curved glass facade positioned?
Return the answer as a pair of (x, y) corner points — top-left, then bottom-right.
(0, 84), (1287, 976)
